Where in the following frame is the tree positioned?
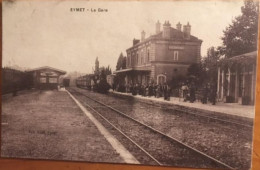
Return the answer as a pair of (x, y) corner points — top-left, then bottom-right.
(97, 69), (110, 93)
(104, 65), (112, 75)
(221, 0), (259, 57)
(187, 63), (206, 87)
(202, 47), (220, 84)
(170, 74), (186, 89)
(116, 53), (126, 70)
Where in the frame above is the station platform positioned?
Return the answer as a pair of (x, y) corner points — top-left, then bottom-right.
(1, 90), (138, 163)
(110, 90), (255, 120)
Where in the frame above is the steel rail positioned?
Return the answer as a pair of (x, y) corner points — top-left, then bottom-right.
(69, 88), (161, 165)
(174, 108), (253, 129)
(111, 91), (253, 129)
(70, 88), (236, 170)
(82, 97), (162, 165)
(79, 87), (253, 128)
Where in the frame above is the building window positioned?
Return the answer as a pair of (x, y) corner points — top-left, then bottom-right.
(174, 51), (179, 61)
(49, 77), (58, 83)
(147, 49), (150, 61)
(40, 77), (46, 83)
(157, 74), (166, 84)
(126, 56), (129, 67)
(143, 55), (145, 63)
(136, 53), (139, 64)
(132, 52), (134, 65)
(141, 50), (144, 64)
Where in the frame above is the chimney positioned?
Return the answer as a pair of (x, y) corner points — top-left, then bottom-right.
(133, 38), (140, 46)
(156, 20), (161, 34)
(176, 22), (182, 31)
(183, 22), (191, 39)
(141, 30), (145, 42)
(163, 20), (171, 39)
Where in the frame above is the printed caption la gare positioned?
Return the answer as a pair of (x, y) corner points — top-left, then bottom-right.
(70, 8), (108, 12)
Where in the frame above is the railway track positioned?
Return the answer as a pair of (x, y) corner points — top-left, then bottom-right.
(173, 108), (253, 129)
(110, 92), (253, 130)
(68, 88), (236, 169)
(75, 87), (253, 137)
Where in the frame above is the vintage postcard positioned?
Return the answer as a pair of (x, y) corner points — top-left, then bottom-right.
(1, 0), (258, 169)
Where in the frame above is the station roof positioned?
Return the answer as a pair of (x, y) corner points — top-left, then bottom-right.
(219, 51), (257, 67)
(227, 51), (257, 61)
(26, 66), (66, 75)
(127, 26), (202, 51)
(114, 67), (151, 74)
(152, 27), (201, 42)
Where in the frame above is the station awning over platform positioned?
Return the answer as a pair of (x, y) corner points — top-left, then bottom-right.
(26, 66), (66, 75)
(114, 67), (151, 74)
(25, 66), (66, 90)
(219, 51), (257, 67)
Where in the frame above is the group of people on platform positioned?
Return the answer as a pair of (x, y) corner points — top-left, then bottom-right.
(126, 83), (171, 101)
(201, 83), (217, 105)
(180, 82), (217, 105)
(112, 81), (217, 104)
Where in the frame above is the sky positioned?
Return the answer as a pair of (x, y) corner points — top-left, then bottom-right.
(3, 0), (245, 73)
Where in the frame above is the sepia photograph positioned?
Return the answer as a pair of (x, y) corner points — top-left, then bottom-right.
(1, 0), (259, 169)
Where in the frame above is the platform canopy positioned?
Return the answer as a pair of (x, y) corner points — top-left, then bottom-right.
(113, 67), (151, 74)
(26, 66), (66, 75)
(219, 51), (257, 67)
(26, 66), (66, 90)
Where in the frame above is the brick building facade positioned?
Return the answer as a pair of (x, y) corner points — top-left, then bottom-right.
(114, 20), (202, 86)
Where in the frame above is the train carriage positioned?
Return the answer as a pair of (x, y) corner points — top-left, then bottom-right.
(63, 78), (70, 87)
(76, 74), (94, 89)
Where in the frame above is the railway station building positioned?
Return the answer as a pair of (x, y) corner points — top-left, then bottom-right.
(216, 51), (257, 105)
(114, 20), (202, 86)
(26, 66), (66, 90)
